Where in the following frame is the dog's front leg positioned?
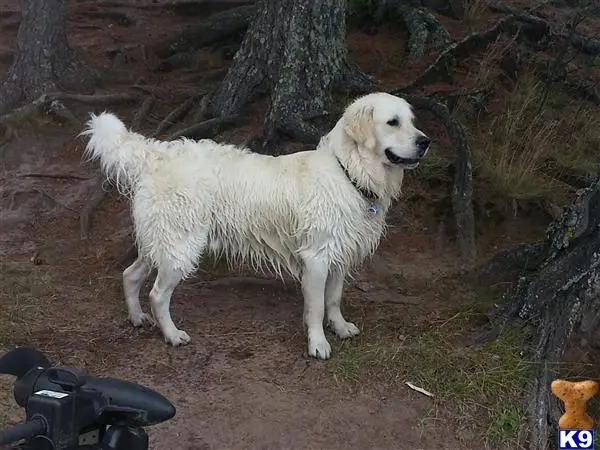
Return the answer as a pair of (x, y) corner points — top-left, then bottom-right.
(301, 258), (331, 360)
(325, 270), (360, 339)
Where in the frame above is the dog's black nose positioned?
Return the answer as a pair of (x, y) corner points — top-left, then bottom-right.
(416, 136), (430, 157)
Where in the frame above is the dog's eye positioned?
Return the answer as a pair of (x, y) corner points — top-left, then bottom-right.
(387, 118), (399, 127)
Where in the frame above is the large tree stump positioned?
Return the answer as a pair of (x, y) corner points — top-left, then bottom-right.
(0, 0), (98, 114)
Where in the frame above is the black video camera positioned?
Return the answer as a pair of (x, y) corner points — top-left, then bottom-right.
(0, 348), (176, 450)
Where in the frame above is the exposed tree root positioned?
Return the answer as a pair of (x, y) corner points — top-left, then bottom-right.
(153, 92), (204, 137)
(51, 92), (139, 106)
(80, 10), (136, 27)
(0, 91), (140, 140)
(334, 60), (376, 93)
(155, 51), (195, 73)
(0, 93), (79, 136)
(490, 2), (600, 55)
(80, 180), (107, 240)
(270, 119), (322, 147)
(152, 5), (255, 59)
(166, 116), (239, 141)
(16, 173), (90, 181)
(466, 242), (548, 285)
(398, 93), (476, 267)
(7, 188), (78, 213)
(131, 94), (156, 131)
(394, 16), (515, 91)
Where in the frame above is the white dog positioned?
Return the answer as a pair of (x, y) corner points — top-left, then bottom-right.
(82, 92), (430, 359)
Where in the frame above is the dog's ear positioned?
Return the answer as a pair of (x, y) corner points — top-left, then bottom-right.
(344, 105), (376, 150)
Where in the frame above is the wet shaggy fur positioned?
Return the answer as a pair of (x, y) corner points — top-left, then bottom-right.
(82, 92), (429, 359)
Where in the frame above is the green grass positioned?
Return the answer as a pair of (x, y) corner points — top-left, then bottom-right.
(470, 74), (599, 209)
(415, 148), (452, 181)
(330, 290), (530, 446)
(462, 0), (489, 31)
(487, 407), (527, 443)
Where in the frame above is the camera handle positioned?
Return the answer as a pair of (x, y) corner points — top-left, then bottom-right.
(0, 418), (46, 446)
(0, 421), (149, 450)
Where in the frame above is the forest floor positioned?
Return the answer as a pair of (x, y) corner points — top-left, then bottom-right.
(1, 1), (599, 449)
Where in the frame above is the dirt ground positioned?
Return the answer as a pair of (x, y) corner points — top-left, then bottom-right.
(0, 1), (578, 449)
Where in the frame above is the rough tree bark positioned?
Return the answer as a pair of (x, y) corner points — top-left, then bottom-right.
(0, 0), (98, 115)
(208, 0), (372, 146)
(474, 173), (600, 450)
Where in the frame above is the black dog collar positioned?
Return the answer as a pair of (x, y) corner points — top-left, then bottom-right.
(336, 157), (380, 202)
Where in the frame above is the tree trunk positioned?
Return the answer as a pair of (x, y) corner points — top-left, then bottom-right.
(209, 0), (371, 146)
(0, 0), (98, 114)
(481, 173), (600, 449)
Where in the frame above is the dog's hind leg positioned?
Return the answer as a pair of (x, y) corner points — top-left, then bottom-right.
(325, 270), (360, 339)
(149, 265), (190, 346)
(301, 257), (331, 360)
(123, 256), (154, 327)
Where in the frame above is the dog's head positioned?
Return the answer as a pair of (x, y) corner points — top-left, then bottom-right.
(343, 92), (430, 169)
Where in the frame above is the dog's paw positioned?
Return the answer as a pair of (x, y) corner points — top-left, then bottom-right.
(130, 312), (156, 328)
(331, 320), (360, 339)
(308, 334), (332, 360)
(164, 329), (191, 347)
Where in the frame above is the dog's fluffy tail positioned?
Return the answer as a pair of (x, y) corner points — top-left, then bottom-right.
(82, 112), (151, 195)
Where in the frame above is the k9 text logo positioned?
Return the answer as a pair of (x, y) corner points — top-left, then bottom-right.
(559, 429), (594, 449)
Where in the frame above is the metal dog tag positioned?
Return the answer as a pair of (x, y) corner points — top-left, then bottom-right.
(365, 203), (379, 219)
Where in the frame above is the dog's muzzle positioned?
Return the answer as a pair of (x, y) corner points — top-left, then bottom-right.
(385, 136), (431, 168)
(384, 149), (419, 167)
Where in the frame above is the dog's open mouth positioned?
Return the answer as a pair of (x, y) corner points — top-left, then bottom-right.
(385, 149), (419, 167)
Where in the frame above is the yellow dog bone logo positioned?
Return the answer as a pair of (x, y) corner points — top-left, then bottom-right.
(551, 379), (599, 430)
